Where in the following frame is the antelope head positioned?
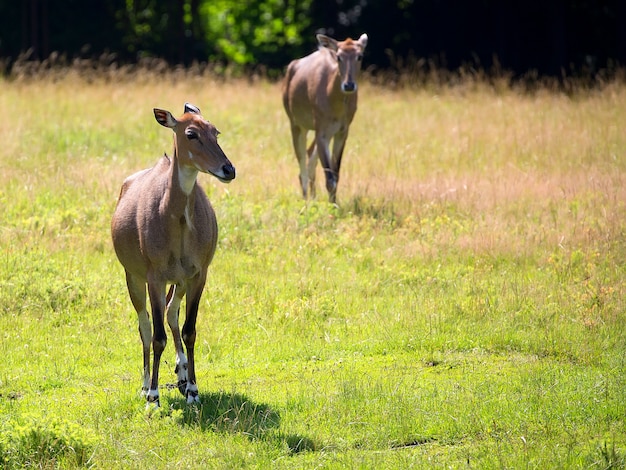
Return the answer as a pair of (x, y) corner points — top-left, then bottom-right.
(317, 33), (368, 94)
(153, 103), (236, 184)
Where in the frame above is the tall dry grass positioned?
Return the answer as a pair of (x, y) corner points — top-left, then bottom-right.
(2, 65), (625, 260)
(343, 81), (625, 259)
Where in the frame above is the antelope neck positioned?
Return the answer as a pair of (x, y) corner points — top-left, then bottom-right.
(167, 152), (197, 229)
(171, 146), (198, 196)
(177, 161), (199, 196)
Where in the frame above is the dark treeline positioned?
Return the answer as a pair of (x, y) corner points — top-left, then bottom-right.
(1, 0), (625, 78)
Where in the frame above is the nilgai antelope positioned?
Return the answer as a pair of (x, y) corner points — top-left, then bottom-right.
(282, 33), (368, 203)
(111, 103), (235, 407)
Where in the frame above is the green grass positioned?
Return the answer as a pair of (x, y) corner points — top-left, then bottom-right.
(1, 72), (625, 468)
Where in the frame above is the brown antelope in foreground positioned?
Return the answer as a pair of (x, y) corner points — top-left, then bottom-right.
(111, 103), (235, 407)
(282, 33), (368, 203)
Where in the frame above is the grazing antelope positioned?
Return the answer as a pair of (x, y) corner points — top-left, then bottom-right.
(282, 33), (368, 203)
(111, 103), (235, 407)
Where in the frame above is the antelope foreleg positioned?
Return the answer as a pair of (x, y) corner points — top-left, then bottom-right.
(166, 284), (189, 396)
(138, 312), (151, 396)
(331, 129), (349, 179)
(315, 133), (336, 202)
(307, 140), (317, 199)
(329, 129), (349, 203)
(182, 276), (206, 404)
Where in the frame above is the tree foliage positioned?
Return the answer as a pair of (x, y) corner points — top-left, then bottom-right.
(0, 0), (625, 77)
(201, 0), (312, 68)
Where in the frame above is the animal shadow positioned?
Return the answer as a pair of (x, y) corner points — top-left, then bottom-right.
(169, 391), (318, 453)
(170, 391), (279, 436)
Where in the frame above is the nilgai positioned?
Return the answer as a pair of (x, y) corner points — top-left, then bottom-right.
(282, 33), (368, 203)
(111, 103), (235, 407)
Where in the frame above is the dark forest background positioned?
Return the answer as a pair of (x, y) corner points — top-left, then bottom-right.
(1, 0), (625, 78)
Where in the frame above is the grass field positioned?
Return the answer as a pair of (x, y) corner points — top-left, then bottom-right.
(1, 69), (625, 468)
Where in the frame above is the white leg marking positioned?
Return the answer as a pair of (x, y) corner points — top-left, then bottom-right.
(176, 353), (188, 381)
(186, 383), (200, 404)
(146, 389), (160, 408)
(175, 353), (189, 396)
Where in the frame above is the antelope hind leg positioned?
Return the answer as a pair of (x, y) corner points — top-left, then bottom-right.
(307, 140), (317, 199)
(125, 271), (152, 397)
(290, 124), (311, 198)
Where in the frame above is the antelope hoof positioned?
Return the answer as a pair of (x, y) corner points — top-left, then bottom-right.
(325, 176), (337, 200)
(186, 384), (200, 404)
(146, 390), (160, 408)
(177, 379), (188, 396)
(175, 362), (189, 396)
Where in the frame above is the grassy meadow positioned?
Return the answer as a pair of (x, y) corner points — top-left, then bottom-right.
(0, 68), (625, 468)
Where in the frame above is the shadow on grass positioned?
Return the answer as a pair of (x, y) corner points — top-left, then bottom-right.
(168, 391), (318, 454)
(340, 194), (403, 224)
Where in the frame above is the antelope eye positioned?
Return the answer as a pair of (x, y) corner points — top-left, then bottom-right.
(186, 129), (198, 140)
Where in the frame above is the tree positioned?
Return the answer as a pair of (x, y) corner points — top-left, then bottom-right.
(200, 0), (313, 70)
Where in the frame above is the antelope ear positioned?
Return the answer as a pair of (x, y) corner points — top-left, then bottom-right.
(317, 34), (338, 53)
(153, 108), (177, 128)
(358, 33), (368, 49)
(184, 102), (201, 115)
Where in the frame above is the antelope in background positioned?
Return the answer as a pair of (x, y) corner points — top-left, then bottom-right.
(282, 33), (368, 203)
(111, 103), (235, 407)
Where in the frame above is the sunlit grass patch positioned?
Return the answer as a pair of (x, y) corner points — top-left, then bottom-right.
(0, 414), (96, 468)
(0, 71), (625, 468)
